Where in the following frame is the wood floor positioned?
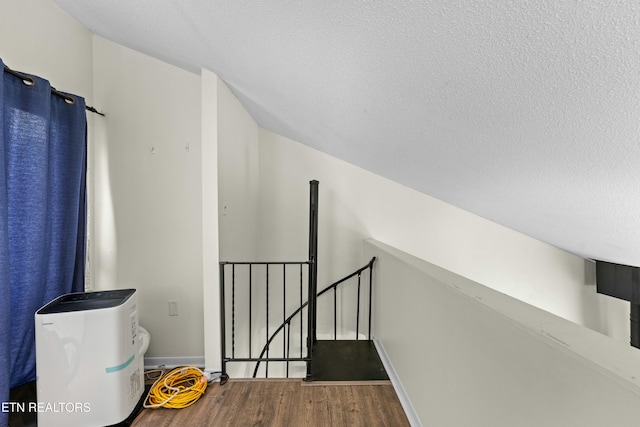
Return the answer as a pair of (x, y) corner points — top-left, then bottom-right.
(131, 379), (410, 427)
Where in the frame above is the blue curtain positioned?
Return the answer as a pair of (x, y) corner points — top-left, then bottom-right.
(0, 59), (87, 426)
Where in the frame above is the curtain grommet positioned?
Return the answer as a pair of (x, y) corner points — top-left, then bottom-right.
(22, 76), (35, 87)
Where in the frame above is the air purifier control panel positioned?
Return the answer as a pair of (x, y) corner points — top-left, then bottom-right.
(37, 289), (136, 314)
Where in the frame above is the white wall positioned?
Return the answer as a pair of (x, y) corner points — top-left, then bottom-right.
(0, 1), (93, 105)
(217, 80), (260, 262)
(257, 129), (629, 342)
(258, 129), (370, 281)
(366, 239), (640, 427)
(92, 37), (204, 358)
(204, 74), (261, 371)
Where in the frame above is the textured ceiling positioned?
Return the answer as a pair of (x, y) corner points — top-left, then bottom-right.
(52, 0), (640, 266)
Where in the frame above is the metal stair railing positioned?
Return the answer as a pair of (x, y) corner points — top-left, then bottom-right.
(219, 260), (310, 384)
(218, 257), (376, 383)
(251, 256), (376, 379)
(218, 180), (377, 383)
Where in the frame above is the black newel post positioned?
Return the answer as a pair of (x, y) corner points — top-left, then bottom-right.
(306, 180), (319, 381)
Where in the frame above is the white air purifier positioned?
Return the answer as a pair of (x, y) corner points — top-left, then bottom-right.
(35, 289), (145, 427)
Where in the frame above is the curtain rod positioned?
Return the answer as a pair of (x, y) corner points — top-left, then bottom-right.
(3, 65), (105, 117)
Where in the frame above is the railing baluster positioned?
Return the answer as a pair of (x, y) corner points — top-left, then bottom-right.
(368, 264), (373, 340)
(249, 265), (252, 358)
(356, 272), (361, 340)
(266, 264), (269, 377)
(300, 264), (303, 359)
(333, 287), (337, 340)
(219, 263), (227, 383)
(286, 321), (291, 378)
(232, 264), (236, 358)
(283, 264), (286, 360)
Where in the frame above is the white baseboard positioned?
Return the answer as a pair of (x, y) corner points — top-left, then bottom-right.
(374, 337), (422, 427)
(144, 356), (205, 369)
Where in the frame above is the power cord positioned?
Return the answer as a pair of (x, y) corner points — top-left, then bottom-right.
(143, 366), (209, 409)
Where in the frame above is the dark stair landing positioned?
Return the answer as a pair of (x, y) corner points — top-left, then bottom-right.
(309, 340), (389, 382)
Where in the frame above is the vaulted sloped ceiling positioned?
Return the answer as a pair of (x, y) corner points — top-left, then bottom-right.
(52, 0), (640, 266)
